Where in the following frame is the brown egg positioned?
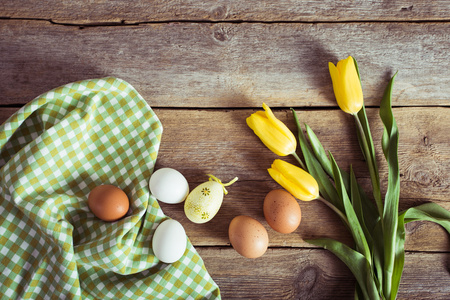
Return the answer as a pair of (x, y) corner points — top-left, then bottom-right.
(88, 185), (129, 222)
(228, 215), (268, 259)
(263, 189), (301, 234)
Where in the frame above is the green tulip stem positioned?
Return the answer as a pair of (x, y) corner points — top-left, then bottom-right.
(291, 152), (306, 170)
(318, 196), (350, 229)
(353, 113), (383, 218)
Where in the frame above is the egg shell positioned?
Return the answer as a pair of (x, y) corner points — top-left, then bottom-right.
(184, 181), (224, 223)
(228, 215), (268, 259)
(264, 189), (301, 234)
(88, 185), (129, 222)
(149, 168), (189, 204)
(152, 219), (187, 264)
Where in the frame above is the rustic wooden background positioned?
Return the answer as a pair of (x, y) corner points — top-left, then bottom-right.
(1, 1), (449, 299)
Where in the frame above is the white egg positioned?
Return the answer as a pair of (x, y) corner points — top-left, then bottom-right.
(152, 219), (187, 264)
(149, 168), (189, 204)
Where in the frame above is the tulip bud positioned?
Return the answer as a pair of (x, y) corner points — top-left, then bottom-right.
(246, 103), (297, 156)
(268, 159), (319, 201)
(329, 56), (364, 115)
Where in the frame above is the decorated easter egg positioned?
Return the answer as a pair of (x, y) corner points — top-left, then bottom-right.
(184, 174), (238, 224)
(184, 181), (224, 223)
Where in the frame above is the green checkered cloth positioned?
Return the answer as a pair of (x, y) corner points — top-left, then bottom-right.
(0, 78), (221, 299)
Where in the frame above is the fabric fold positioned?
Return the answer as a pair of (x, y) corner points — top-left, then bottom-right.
(0, 77), (220, 299)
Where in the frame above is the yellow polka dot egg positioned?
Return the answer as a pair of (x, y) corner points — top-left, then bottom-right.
(184, 174), (238, 224)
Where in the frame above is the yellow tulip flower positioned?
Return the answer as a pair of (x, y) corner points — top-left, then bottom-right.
(246, 103), (297, 156)
(268, 159), (319, 201)
(329, 56), (364, 115)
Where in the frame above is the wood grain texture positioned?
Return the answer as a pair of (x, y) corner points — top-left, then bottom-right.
(1, 4), (449, 296)
(2, 107), (449, 251)
(2, 0), (450, 23)
(1, 20), (449, 107)
(198, 248), (450, 299)
(155, 107), (450, 251)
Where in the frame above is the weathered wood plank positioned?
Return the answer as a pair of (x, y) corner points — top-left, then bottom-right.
(198, 247), (450, 299)
(153, 107), (450, 200)
(2, 107), (449, 251)
(1, 20), (449, 107)
(152, 107), (450, 251)
(2, 0), (450, 23)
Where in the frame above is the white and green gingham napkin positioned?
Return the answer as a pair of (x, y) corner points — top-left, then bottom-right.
(0, 77), (221, 299)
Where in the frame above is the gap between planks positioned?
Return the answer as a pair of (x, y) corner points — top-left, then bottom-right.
(2, 17), (450, 29)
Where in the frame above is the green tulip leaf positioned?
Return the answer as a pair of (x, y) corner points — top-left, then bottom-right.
(305, 118), (379, 236)
(355, 106), (383, 216)
(355, 283), (364, 300)
(306, 123), (379, 233)
(391, 202), (450, 298)
(379, 72), (400, 300)
(352, 56), (361, 82)
(306, 123), (356, 195)
(305, 238), (379, 300)
(330, 153), (371, 262)
(371, 219), (385, 297)
(350, 166), (374, 247)
(402, 202), (450, 231)
(291, 109), (343, 213)
(305, 124), (333, 177)
(353, 57), (383, 217)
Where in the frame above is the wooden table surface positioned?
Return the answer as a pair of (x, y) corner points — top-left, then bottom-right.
(1, 1), (449, 299)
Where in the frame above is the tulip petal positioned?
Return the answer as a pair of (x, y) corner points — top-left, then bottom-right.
(246, 106), (296, 156)
(270, 159), (319, 201)
(329, 56), (364, 114)
(342, 57), (363, 112)
(268, 167), (307, 201)
(246, 113), (295, 156)
(328, 61), (339, 78)
(268, 167), (316, 201)
(262, 103), (297, 147)
(329, 62), (347, 111)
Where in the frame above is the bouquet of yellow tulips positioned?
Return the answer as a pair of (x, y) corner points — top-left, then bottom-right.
(247, 56), (450, 300)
